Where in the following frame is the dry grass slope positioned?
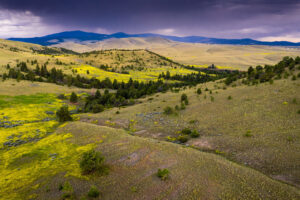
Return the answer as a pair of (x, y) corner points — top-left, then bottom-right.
(53, 37), (300, 70)
(32, 121), (298, 200)
(80, 76), (300, 188)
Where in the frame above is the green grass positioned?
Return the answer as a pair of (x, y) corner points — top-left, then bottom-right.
(0, 93), (93, 199)
(0, 93), (56, 107)
(0, 80), (92, 96)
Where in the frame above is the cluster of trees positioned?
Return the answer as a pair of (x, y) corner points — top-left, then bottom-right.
(159, 71), (226, 85)
(83, 89), (134, 113)
(30, 47), (79, 55)
(184, 65), (238, 75)
(1, 60), (234, 114)
(98, 64), (131, 74)
(225, 56), (300, 85)
(3, 62), (65, 83)
(164, 93), (189, 115)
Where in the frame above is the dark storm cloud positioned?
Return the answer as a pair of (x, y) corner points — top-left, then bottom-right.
(0, 0), (300, 41)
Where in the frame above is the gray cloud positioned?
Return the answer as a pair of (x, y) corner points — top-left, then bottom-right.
(0, 0), (300, 41)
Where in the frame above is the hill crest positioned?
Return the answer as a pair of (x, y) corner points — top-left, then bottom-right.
(8, 30), (300, 47)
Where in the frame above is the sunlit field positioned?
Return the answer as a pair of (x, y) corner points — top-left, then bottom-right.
(73, 64), (196, 82)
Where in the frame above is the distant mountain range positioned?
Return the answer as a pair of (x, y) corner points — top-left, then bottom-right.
(8, 30), (300, 46)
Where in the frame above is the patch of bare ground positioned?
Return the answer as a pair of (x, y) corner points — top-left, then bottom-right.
(189, 138), (213, 150)
(118, 148), (150, 166)
(272, 174), (300, 188)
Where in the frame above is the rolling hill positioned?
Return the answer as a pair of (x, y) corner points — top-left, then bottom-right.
(51, 37), (300, 70)
(0, 38), (299, 199)
(8, 30), (300, 46)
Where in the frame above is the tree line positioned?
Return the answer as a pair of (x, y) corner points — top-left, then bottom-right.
(224, 56), (300, 85)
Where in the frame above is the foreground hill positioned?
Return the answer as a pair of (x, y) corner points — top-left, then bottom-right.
(0, 77), (299, 199)
(79, 75), (300, 188)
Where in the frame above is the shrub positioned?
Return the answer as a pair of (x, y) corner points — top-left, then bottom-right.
(80, 149), (105, 174)
(181, 128), (192, 135)
(269, 79), (274, 84)
(116, 111), (120, 114)
(180, 102), (186, 110)
(92, 104), (104, 113)
(292, 75), (297, 80)
(297, 110), (300, 114)
(130, 186), (137, 192)
(60, 181), (74, 200)
(196, 88), (202, 94)
(191, 130), (200, 138)
(175, 105), (180, 110)
(70, 92), (78, 103)
(88, 186), (100, 198)
(163, 106), (174, 115)
(244, 130), (253, 137)
(56, 106), (72, 122)
(210, 96), (214, 102)
(177, 135), (188, 143)
(215, 149), (224, 154)
(287, 136), (293, 142)
(61, 193), (72, 200)
(57, 94), (66, 100)
(58, 183), (64, 191)
(189, 120), (197, 124)
(181, 93), (188, 102)
(227, 95), (232, 100)
(184, 98), (189, 105)
(157, 168), (169, 180)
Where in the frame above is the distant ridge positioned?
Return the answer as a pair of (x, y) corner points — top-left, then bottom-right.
(8, 30), (300, 46)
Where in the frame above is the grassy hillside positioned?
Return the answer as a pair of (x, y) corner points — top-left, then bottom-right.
(0, 39), (299, 199)
(52, 37), (300, 70)
(1, 116), (299, 199)
(79, 74), (300, 188)
(0, 80), (93, 96)
(53, 37), (174, 53)
(0, 39), (197, 82)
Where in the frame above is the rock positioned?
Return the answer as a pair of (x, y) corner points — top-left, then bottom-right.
(42, 118), (51, 122)
(69, 109), (79, 114)
(45, 111), (54, 115)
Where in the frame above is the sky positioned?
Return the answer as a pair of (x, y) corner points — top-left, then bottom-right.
(0, 0), (300, 42)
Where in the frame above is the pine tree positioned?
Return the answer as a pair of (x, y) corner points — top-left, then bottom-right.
(70, 92), (78, 103)
(56, 106), (72, 122)
(95, 90), (101, 99)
